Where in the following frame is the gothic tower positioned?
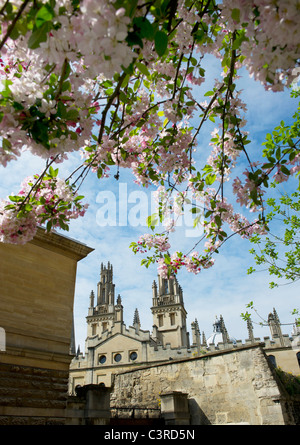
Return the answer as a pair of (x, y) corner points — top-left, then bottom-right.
(86, 262), (123, 338)
(268, 308), (284, 347)
(151, 275), (189, 348)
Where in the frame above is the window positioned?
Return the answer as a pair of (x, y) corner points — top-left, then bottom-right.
(114, 353), (122, 362)
(158, 314), (163, 327)
(130, 351), (138, 361)
(170, 313), (175, 326)
(102, 322), (108, 332)
(99, 355), (106, 364)
(92, 323), (97, 335)
(297, 351), (300, 367)
(268, 354), (277, 368)
(164, 280), (168, 294)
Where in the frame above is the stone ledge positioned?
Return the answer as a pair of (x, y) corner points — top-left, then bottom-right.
(113, 342), (266, 376)
(30, 227), (94, 261)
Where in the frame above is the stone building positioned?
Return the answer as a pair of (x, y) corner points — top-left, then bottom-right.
(69, 261), (193, 391)
(69, 262), (300, 394)
(0, 228), (93, 425)
(0, 233), (299, 425)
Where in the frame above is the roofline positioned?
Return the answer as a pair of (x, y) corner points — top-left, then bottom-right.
(29, 227), (94, 261)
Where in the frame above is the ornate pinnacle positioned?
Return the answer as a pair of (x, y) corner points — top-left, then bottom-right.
(133, 308), (140, 326)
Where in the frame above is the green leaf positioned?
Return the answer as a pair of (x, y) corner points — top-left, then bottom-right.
(136, 62), (150, 78)
(164, 254), (171, 265)
(28, 21), (52, 49)
(205, 173), (216, 185)
(66, 108), (79, 121)
(231, 8), (240, 23)
(2, 138), (12, 151)
(147, 213), (158, 229)
(74, 195), (84, 202)
(49, 166), (59, 177)
(133, 17), (155, 40)
(46, 220), (52, 232)
(1, 79), (12, 98)
(154, 30), (168, 57)
(126, 31), (143, 48)
(280, 165), (290, 176)
(8, 195), (23, 203)
(24, 203), (33, 212)
(215, 215), (222, 227)
(35, 5), (54, 29)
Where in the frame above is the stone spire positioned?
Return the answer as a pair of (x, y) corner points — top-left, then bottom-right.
(133, 308), (140, 326)
(220, 315), (230, 343)
(268, 308), (284, 346)
(133, 308), (141, 333)
(152, 280), (158, 305)
(191, 319), (201, 348)
(114, 294), (123, 323)
(97, 262), (115, 307)
(89, 290), (95, 308)
(247, 317), (255, 343)
(86, 262), (118, 338)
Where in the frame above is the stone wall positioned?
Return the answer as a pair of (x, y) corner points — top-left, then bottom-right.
(0, 363), (69, 425)
(111, 344), (297, 425)
(0, 228), (93, 425)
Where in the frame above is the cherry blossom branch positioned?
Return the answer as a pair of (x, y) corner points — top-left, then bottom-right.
(97, 72), (127, 144)
(0, 0), (32, 51)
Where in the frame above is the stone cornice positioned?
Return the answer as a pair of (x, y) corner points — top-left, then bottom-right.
(30, 227), (94, 261)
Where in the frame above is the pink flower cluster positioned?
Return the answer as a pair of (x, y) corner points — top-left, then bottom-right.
(232, 170), (264, 212)
(0, 0), (134, 165)
(220, 0), (300, 91)
(157, 251), (215, 279)
(0, 174), (88, 244)
(0, 201), (37, 245)
(202, 188), (266, 241)
(0, 0), (299, 277)
(137, 234), (171, 253)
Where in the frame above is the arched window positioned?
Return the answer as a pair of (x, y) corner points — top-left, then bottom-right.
(296, 351), (300, 367)
(268, 354), (277, 368)
(164, 279), (168, 294)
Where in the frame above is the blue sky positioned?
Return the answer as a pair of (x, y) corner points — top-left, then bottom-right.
(1, 59), (299, 352)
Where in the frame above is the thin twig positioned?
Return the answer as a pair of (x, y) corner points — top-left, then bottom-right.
(0, 0), (32, 51)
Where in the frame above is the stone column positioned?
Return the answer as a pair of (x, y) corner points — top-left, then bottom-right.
(160, 391), (190, 425)
(66, 385), (111, 425)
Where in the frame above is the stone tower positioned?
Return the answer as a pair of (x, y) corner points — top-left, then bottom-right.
(268, 308), (284, 347)
(151, 275), (189, 348)
(86, 262), (123, 338)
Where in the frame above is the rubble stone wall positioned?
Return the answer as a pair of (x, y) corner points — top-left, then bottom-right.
(111, 345), (295, 425)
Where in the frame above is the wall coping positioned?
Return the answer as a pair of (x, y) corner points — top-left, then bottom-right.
(30, 227), (94, 261)
(112, 342), (266, 377)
